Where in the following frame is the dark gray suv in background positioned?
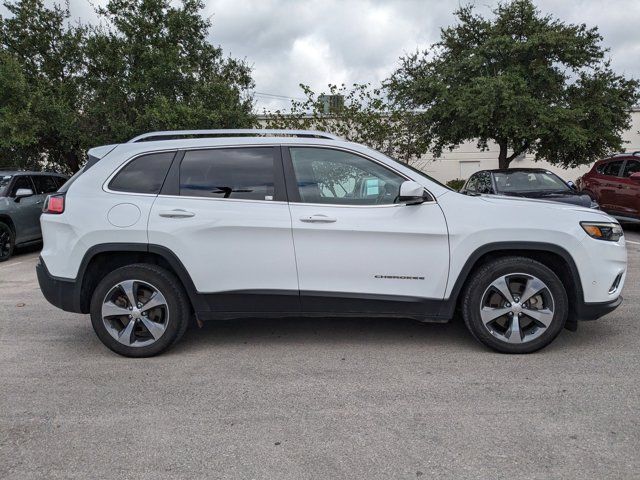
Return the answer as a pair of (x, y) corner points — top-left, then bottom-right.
(0, 171), (67, 261)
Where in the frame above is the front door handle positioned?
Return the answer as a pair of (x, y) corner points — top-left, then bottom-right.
(159, 209), (195, 218)
(300, 214), (337, 223)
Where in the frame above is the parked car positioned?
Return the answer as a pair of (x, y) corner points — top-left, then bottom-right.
(460, 168), (598, 208)
(0, 171), (68, 261)
(36, 130), (626, 357)
(577, 153), (640, 222)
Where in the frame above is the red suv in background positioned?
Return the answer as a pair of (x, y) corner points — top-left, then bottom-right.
(578, 153), (640, 221)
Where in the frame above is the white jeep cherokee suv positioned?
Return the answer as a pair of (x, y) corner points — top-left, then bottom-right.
(37, 130), (627, 357)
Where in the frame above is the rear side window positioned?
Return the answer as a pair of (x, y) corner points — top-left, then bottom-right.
(602, 160), (624, 177)
(622, 159), (640, 177)
(179, 148), (275, 200)
(109, 152), (175, 194)
(31, 175), (59, 194)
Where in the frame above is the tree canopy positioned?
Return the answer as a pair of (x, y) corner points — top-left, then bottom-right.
(0, 0), (255, 172)
(386, 0), (640, 169)
(265, 83), (421, 163)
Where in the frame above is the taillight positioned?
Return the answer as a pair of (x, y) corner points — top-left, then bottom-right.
(43, 194), (65, 214)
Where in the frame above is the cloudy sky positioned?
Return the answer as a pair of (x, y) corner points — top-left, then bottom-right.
(3, 0), (639, 111)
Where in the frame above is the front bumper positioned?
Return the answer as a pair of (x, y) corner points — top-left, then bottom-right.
(575, 296), (623, 321)
(36, 257), (82, 313)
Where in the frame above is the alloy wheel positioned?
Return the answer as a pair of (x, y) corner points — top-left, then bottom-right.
(101, 279), (169, 347)
(479, 273), (555, 344)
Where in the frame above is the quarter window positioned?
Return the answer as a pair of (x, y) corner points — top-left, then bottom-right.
(109, 152), (175, 194)
(179, 148), (275, 200)
(602, 160), (624, 177)
(289, 147), (405, 205)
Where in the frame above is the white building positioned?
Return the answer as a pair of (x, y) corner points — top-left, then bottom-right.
(409, 108), (640, 183)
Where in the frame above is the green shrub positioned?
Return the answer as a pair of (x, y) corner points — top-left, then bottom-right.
(446, 178), (466, 191)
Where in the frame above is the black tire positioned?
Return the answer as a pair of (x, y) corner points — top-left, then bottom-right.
(461, 256), (568, 354)
(0, 222), (15, 262)
(90, 263), (190, 357)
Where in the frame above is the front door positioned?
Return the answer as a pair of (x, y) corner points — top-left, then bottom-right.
(284, 146), (450, 316)
(9, 175), (42, 242)
(617, 159), (640, 217)
(148, 146), (299, 314)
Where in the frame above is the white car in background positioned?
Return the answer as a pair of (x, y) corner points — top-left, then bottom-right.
(37, 130), (626, 357)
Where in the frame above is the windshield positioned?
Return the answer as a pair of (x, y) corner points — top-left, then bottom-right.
(0, 175), (12, 196)
(379, 153), (453, 191)
(494, 171), (570, 194)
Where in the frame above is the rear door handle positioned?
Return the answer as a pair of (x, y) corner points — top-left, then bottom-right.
(159, 209), (195, 218)
(300, 214), (337, 223)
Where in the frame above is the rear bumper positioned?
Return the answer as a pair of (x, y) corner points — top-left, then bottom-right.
(575, 296), (623, 321)
(36, 257), (82, 313)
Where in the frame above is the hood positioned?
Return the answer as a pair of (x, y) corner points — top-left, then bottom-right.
(499, 190), (593, 208)
(477, 194), (613, 219)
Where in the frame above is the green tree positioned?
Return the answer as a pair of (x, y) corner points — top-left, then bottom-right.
(0, 0), (87, 171)
(386, 0), (640, 169)
(264, 83), (421, 163)
(84, 0), (255, 150)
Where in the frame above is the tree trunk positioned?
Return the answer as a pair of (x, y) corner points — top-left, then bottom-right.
(65, 150), (81, 173)
(498, 141), (510, 169)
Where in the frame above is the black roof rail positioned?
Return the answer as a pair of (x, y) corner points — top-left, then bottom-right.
(128, 129), (342, 143)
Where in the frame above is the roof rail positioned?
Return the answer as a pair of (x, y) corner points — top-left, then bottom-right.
(127, 129), (342, 143)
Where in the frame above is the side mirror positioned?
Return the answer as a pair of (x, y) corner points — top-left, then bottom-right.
(630, 172), (640, 182)
(399, 180), (426, 205)
(14, 188), (34, 202)
(567, 181), (577, 190)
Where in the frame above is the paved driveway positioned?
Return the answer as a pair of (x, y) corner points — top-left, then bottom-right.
(1, 228), (639, 479)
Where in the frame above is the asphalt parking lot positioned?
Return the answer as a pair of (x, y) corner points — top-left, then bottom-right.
(1, 227), (639, 479)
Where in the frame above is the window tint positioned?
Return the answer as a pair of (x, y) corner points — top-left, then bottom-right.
(476, 172), (493, 194)
(465, 176), (478, 192)
(602, 160), (624, 177)
(289, 147), (405, 205)
(31, 175), (59, 194)
(109, 152), (175, 194)
(179, 148), (275, 200)
(10, 176), (33, 196)
(622, 159), (640, 177)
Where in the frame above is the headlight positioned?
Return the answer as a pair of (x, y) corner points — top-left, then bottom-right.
(580, 222), (623, 241)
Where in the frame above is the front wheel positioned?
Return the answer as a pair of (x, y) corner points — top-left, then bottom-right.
(462, 256), (568, 354)
(90, 264), (190, 357)
(0, 222), (15, 262)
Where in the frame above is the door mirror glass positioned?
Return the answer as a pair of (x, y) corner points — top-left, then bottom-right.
(399, 181), (426, 204)
(566, 180), (577, 190)
(15, 187), (34, 200)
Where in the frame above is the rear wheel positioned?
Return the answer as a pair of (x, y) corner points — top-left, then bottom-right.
(0, 222), (14, 262)
(462, 256), (568, 354)
(90, 264), (190, 357)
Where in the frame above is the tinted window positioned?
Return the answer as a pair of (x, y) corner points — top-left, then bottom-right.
(179, 148), (275, 200)
(0, 175), (12, 196)
(289, 147), (405, 205)
(109, 152), (175, 194)
(477, 173), (493, 194)
(10, 176), (33, 196)
(464, 176), (478, 192)
(622, 159), (640, 177)
(31, 175), (59, 194)
(602, 161), (624, 177)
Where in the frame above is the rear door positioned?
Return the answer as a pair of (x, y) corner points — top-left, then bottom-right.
(148, 146), (299, 314)
(283, 146), (449, 316)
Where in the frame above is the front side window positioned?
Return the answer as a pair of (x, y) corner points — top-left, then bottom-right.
(109, 151), (175, 194)
(476, 173), (494, 194)
(464, 175), (478, 193)
(602, 161), (624, 177)
(622, 159), (640, 177)
(179, 148), (275, 200)
(10, 176), (33, 196)
(31, 175), (59, 194)
(289, 147), (405, 205)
